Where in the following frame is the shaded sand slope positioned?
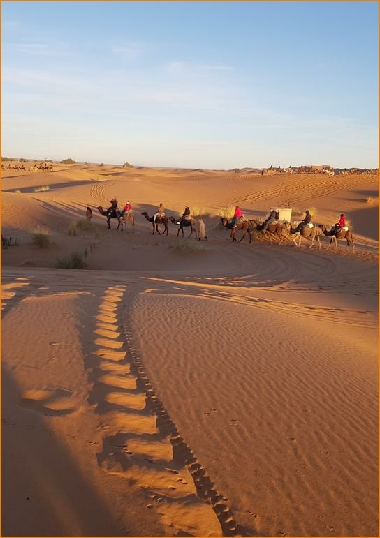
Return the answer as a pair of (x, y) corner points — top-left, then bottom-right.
(1, 272), (222, 536)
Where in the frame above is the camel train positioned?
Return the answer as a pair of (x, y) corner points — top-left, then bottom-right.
(93, 200), (353, 251)
(220, 206), (354, 251)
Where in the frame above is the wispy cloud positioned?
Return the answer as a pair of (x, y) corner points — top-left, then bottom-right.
(2, 68), (82, 91)
(5, 41), (70, 56)
(165, 60), (234, 76)
(111, 40), (145, 58)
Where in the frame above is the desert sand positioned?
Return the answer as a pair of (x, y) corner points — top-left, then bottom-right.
(1, 162), (378, 537)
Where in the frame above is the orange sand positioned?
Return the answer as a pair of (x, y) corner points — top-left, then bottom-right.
(1, 163), (378, 536)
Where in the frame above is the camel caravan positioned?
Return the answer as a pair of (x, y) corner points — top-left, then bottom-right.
(95, 199), (206, 239)
(220, 206), (354, 251)
(93, 198), (353, 251)
(1, 161), (53, 172)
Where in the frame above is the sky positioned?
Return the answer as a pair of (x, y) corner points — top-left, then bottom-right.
(1, 1), (378, 169)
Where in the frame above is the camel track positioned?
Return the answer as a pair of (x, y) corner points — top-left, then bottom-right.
(2, 248), (378, 536)
(88, 284), (238, 536)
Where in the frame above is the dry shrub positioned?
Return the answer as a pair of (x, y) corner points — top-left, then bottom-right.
(217, 206), (235, 219)
(56, 252), (86, 269)
(34, 185), (50, 192)
(191, 206), (207, 217)
(365, 197), (375, 204)
(68, 219), (94, 236)
(32, 227), (51, 248)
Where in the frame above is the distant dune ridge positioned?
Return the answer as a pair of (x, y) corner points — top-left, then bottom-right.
(1, 161), (378, 536)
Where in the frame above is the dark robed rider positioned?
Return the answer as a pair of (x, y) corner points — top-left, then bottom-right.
(107, 198), (119, 217)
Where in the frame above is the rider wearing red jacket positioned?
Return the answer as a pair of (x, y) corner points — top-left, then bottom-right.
(337, 213), (346, 228)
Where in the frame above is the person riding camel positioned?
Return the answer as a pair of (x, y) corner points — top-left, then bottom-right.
(107, 198), (119, 218)
(332, 213), (346, 235)
(232, 205), (244, 228)
(295, 210), (312, 233)
(153, 203), (165, 223)
(123, 201), (132, 212)
(179, 206), (191, 224)
(262, 209), (278, 232)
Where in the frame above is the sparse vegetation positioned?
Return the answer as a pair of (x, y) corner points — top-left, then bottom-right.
(191, 206), (208, 217)
(217, 206), (236, 219)
(60, 158), (76, 164)
(55, 252), (87, 269)
(308, 207), (318, 218)
(365, 197), (375, 204)
(14, 190), (21, 194)
(123, 162), (133, 168)
(34, 185), (50, 192)
(68, 219), (94, 236)
(32, 228), (51, 248)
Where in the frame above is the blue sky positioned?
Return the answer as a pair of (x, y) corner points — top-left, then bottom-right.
(2, 1), (378, 169)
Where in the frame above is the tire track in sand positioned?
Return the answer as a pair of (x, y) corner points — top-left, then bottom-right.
(87, 285), (235, 536)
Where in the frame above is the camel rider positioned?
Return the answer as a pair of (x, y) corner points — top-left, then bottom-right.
(153, 203), (165, 223)
(262, 209), (278, 232)
(107, 198), (119, 218)
(232, 205), (244, 227)
(180, 206), (191, 223)
(332, 213), (346, 235)
(295, 210), (312, 232)
(121, 201), (131, 218)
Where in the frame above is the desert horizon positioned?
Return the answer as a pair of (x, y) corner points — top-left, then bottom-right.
(1, 161), (378, 537)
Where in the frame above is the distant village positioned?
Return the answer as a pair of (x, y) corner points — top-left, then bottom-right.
(0, 156), (378, 176)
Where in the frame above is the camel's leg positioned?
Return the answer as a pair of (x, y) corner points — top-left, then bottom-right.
(317, 237), (321, 250)
(107, 218), (111, 229)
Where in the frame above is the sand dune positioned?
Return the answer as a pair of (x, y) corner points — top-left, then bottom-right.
(1, 163), (378, 536)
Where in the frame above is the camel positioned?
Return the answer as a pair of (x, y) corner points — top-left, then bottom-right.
(220, 218), (253, 243)
(249, 219), (291, 244)
(169, 216), (196, 238)
(289, 224), (323, 249)
(319, 225), (354, 250)
(118, 210), (135, 232)
(97, 206), (125, 230)
(141, 212), (169, 235)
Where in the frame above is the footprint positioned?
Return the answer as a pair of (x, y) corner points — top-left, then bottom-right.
(20, 388), (75, 416)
